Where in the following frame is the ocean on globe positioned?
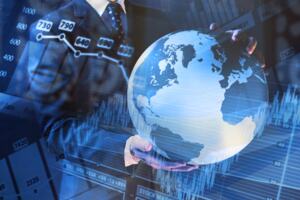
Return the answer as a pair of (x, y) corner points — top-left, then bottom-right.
(127, 30), (269, 165)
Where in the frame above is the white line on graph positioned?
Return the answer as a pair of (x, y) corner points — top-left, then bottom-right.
(36, 32), (129, 83)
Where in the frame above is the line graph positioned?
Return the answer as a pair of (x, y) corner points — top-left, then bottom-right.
(36, 32), (129, 83)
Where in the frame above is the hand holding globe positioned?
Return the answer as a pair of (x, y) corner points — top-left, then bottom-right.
(125, 25), (267, 171)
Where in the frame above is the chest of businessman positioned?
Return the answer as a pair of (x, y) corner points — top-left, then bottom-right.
(33, 2), (138, 100)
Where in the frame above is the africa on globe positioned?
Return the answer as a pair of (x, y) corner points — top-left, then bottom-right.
(127, 30), (268, 165)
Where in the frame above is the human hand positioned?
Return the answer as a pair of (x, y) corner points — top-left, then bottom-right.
(209, 23), (266, 69)
(124, 135), (199, 172)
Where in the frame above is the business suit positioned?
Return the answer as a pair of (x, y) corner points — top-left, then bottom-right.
(19, 0), (135, 171)
(1, 0), (175, 185)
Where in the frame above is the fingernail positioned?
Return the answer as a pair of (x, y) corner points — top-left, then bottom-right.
(247, 46), (255, 55)
(209, 23), (218, 31)
(145, 143), (152, 151)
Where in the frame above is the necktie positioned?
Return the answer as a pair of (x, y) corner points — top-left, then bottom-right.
(104, 2), (125, 42)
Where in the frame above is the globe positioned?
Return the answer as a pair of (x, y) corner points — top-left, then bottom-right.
(127, 30), (268, 165)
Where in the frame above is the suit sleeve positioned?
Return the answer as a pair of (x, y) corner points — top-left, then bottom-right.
(46, 115), (131, 171)
(27, 16), (132, 172)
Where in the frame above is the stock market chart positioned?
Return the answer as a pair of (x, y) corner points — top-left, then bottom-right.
(0, 0), (300, 200)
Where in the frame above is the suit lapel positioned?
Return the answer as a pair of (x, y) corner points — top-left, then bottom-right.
(73, 0), (88, 18)
(72, 0), (112, 37)
(72, 0), (131, 60)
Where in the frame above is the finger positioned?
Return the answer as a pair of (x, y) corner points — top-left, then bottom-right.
(255, 51), (266, 69)
(131, 135), (152, 152)
(150, 164), (199, 172)
(209, 23), (218, 31)
(170, 165), (199, 172)
(246, 36), (257, 55)
(145, 162), (185, 171)
(131, 148), (154, 162)
(225, 29), (242, 41)
(136, 152), (186, 168)
(132, 149), (186, 168)
(145, 162), (163, 170)
(160, 159), (187, 168)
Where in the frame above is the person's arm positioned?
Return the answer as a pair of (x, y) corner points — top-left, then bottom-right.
(45, 115), (132, 169)
(25, 17), (133, 170)
(127, 23), (266, 172)
(27, 8), (200, 172)
(209, 23), (265, 69)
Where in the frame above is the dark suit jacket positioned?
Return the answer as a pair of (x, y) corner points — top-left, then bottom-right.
(21, 0), (137, 171)
(4, 0), (174, 172)
(1, 0), (175, 176)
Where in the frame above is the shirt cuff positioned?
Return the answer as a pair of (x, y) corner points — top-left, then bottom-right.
(124, 136), (140, 167)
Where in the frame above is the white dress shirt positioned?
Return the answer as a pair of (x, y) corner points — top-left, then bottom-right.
(86, 0), (126, 16)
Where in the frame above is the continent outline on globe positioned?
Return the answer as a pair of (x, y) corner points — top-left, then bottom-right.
(128, 30), (269, 165)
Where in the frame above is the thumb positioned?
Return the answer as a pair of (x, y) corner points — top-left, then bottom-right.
(246, 36), (257, 55)
(131, 135), (153, 152)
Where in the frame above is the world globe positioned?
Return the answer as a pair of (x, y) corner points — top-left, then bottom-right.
(127, 30), (268, 165)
